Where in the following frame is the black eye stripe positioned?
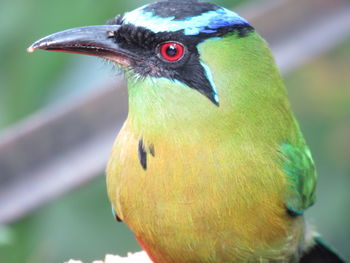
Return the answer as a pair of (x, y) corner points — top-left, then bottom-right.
(109, 22), (253, 106)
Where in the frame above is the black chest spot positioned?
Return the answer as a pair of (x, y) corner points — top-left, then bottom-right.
(138, 139), (155, 171)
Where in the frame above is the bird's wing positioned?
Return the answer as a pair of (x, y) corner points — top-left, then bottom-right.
(279, 143), (317, 214)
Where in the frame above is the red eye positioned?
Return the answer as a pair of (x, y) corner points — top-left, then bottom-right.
(159, 42), (185, 62)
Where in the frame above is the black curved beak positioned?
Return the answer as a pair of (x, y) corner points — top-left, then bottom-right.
(27, 25), (132, 66)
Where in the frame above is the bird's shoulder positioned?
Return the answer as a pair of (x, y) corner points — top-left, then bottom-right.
(278, 142), (317, 214)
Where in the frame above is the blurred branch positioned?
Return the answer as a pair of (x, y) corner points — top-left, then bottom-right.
(0, 0), (350, 225)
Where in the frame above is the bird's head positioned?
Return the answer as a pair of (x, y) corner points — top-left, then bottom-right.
(29, 0), (283, 125)
(29, 0), (256, 103)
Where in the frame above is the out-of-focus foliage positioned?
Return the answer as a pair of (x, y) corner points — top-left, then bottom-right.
(0, 0), (349, 262)
(0, 0), (115, 128)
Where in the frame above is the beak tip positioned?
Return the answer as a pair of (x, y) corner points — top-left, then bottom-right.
(27, 41), (43, 53)
(27, 38), (51, 53)
(27, 45), (36, 53)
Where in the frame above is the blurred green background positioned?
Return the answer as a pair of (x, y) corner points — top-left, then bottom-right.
(0, 0), (349, 262)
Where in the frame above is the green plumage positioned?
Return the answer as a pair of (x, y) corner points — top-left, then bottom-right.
(280, 143), (317, 214)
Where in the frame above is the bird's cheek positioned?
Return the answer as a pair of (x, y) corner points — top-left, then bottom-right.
(149, 64), (160, 74)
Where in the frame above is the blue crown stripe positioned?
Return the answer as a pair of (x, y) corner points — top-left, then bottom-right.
(123, 5), (249, 36)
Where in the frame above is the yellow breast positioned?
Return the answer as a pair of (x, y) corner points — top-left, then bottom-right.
(106, 120), (304, 263)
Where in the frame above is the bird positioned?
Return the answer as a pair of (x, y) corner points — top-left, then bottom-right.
(28, 0), (346, 262)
